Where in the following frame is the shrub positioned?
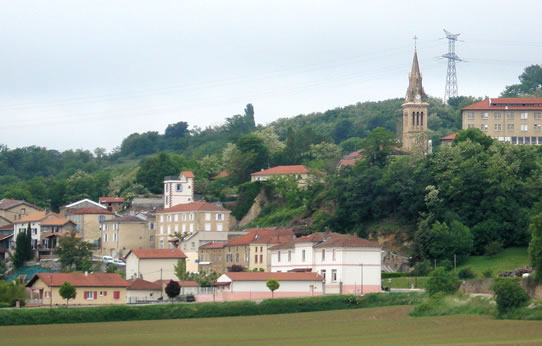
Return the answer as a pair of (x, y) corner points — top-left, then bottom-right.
(412, 260), (432, 277)
(382, 272), (409, 279)
(438, 259), (453, 271)
(485, 241), (503, 256)
(165, 280), (180, 300)
(491, 278), (530, 315)
(458, 267), (476, 280)
(426, 267), (460, 296)
(58, 282), (76, 306)
(0, 293), (424, 326)
(482, 269), (493, 278)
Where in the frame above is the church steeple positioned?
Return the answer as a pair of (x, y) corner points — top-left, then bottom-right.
(405, 50), (427, 103)
(401, 48), (430, 153)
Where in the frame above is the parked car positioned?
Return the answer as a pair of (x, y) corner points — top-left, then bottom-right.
(113, 259), (126, 266)
(102, 256), (114, 263)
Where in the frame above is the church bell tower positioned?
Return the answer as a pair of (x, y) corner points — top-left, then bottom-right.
(402, 49), (429, 152)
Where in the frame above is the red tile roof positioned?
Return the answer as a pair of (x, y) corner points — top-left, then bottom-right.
(154, 280), (199, 287)
(224, 228), (294, 246)
(126, 248), (187, 259)
(270, 232), (381, 249)
(99, 197), (125, 203)
(0, 234), (13, 241)
(0, 224), (14, 231)
(40, 217), (75, 226)
(127, 278), (162, 291)
(181, 171), (195, 178)
(0, 199), (23, 210)
(222, 272), (324, 281)
(16, 211), (61, 224)
(312, 234), (382, 248)
(199, 242), (227, 249)
(463, 98), (542, 111)
(0, 199), (40, 211)
(72, 207), (115, 215)
(26, 273), (130, 288)
(338, 159), (357, 167)
(211, 171), (230, 179)
(157, 201), (229, 214)
(251, 165), (308, 176)
(441, 133), (458, 141)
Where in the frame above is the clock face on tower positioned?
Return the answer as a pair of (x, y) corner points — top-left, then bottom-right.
(415, 94), (421, 100)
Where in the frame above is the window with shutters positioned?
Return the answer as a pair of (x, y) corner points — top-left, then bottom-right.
(113, 291), (120, 300)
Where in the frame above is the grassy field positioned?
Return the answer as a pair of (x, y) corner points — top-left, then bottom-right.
(386, 276), (428, 289)
(2, 306), (542, 345)
(457, 247), (529, 277)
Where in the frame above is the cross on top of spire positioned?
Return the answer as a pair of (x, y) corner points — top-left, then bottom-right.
(413, 35), (418, 51)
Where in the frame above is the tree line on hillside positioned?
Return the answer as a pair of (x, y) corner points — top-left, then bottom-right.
(0, 64), (540, 215)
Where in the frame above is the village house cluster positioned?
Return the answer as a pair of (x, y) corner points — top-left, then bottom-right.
(4, 49), (539, 307)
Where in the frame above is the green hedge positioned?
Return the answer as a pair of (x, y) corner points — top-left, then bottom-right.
(0, 293), (424, 326)
(382, 272), (411, 279)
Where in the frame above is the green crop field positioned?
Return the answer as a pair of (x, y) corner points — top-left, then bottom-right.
(2, 305), (542, 345)
(457, 247), (529, 277)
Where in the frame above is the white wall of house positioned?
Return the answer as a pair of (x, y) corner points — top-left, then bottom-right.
(126, 253), (180, 282)
(126, 289), (161, 303)
(164, 174), (194, 208)
(14, 222), (42, 249)
(270, 244), (382, 294)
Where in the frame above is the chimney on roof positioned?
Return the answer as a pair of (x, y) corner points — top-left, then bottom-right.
(84, 271), (88, 277)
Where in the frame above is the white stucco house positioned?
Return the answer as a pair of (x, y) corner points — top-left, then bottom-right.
(125, 248), (187, 282)
(269, 232), (382, 294)
(214, 272), (324, 301)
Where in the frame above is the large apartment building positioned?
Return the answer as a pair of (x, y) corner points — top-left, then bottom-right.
(155, 201), (230, 249)
(462, 98), (542, 144)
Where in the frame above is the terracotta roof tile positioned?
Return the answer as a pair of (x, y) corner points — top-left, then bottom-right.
(221, 272), (324, 281)
(463, 98), (542, 111)
(99, 197), (125, 203)
(127, 278), (162, 290)
(126, 248), (187, 259)
(40, 217), (75, 226)
(154, 280), (199, 287)
(72, 207), (115, 215)
(26, 273), (129, 288)
(251, 165), (308, 176)
(0, 223), (14, 231)
(157, 201), (229, 214)
(441, 133), (458, 141)
(199, 242), (227, 249)
(16, 211), (60, 224)
(0, 234), (13, 241)
(211, 171), (230, 179)
(181, 171), (195, 178)
(0, 199), (40, 211)
(271, 232), (381, 249)
(224, 228), (294, 246)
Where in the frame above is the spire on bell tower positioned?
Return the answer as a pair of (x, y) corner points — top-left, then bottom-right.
(401, 44), (430, 154)
(405, 48), (427, 103)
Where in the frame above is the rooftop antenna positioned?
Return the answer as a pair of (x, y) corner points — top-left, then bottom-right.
(441, 29), (463, 103)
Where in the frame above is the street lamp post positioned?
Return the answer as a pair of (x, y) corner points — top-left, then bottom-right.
(360, 263), (364, 295)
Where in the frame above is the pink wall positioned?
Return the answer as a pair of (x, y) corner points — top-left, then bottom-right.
(195, 291), (324, 302)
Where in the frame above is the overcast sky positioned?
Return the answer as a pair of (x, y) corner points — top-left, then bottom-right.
(0, 0), (541, 151)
